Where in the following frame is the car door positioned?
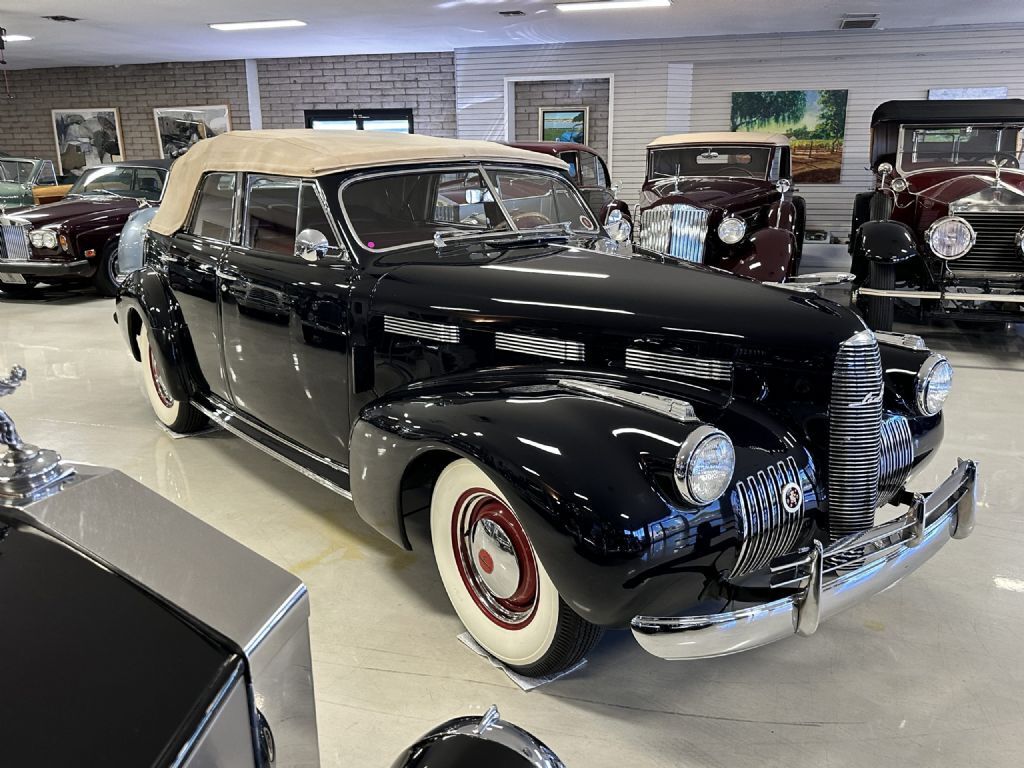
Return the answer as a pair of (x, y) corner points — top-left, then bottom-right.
(163, 170), (238, 402)
(31, 161), (64, 205)
(576, 150), (615, 221)
(219, 174), (355, 464)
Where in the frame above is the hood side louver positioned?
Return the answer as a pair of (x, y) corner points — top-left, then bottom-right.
(625, 347), (732, 382)
(495, 332), (585, 362)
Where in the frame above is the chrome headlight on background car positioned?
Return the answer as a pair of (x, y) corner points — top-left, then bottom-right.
(29, 229), (59, 250)
(916, 354), (953, 416)
(605, 208), (632, 243)
(926, 216), (974, 259)
(717, 216), (746, 245)
(675, 426), (735, 506)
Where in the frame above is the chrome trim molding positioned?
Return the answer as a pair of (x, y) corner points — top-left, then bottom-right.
(495, 331), (585, 362)
(192, 400), (353, 499)
(558, 379), (697, 423)
(878, 414), (914, 507)
(875, 330), (927, 350)
(384, 315), (461, 344)
(625, 347), (732, 382)
(732, 456), (806, 577)
(631, 458), (978, 660)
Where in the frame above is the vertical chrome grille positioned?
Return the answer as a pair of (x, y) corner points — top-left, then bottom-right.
(0, 224), (31, 262)
(639, 204), (708, 263)
(955, 212), (1024, 274)
(828, 330), (883, 543)
(878, 413), (914, 507)
(732, 456), (805, 576)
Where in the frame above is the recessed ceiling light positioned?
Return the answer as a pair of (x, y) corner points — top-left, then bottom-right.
(2, 34), (33, 42)
(556, 0), (671, 11)
(208, 19), (307, 31)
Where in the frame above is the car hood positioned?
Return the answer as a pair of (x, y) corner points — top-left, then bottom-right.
(642, 177), (778, 212)
(911, 170), (1024, 208)
(371, 240), (865, 367)
(11, 196), (143, 228)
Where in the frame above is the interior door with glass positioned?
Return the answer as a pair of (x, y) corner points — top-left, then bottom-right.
(219, 175), (355, 464)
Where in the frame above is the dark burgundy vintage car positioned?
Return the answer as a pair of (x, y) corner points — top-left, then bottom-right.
(634, 132), (806, 281)
(116, 130), (976, 677)
(851, 99), (1024, 330)
(506, 140), (632, 238)
(0, 159), (170, 297)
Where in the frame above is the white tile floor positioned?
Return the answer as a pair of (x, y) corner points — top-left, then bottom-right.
(2, 289), (1022, 767)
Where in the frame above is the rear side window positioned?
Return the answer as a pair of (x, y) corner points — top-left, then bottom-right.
(579, 153), (607, 188)
(38, 162), (58, 186)
(246, 175), (300, 254)
(298, 182), (338, 246)
(189, 173), (236, 241)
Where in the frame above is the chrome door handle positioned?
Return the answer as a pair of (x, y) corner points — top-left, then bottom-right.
(216, 267), (239, 282)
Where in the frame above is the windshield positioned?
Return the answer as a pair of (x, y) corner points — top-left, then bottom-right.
(69, 165), (166, 201)
(649, 145), (772, 180)
(898, 124), (1024, 172)
(0, 160), (34, 184)
(340, 165), (600, 252)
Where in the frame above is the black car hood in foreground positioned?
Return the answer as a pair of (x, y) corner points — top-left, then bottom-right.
(372, 241), (864, 362)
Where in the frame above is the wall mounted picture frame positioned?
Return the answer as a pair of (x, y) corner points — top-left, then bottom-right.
(51, 108), (125, 177)
(730, 89), (849, 184)
(538, 107), (589, 145)
(153, 104), (232, 158)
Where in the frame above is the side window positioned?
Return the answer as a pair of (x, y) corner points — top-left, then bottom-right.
(189, 173), (237, 241)
(38, 162), (58, 186)
(134, 168), (166, 201)
(558, 151), (580, 183)
(298, 182), (338, 246)
(246, 175), (300, 255)
(578, 153), (607, 189)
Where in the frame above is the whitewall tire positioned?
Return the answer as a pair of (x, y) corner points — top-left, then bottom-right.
(430, 458), (602, 676)
(138, 330), (206, 434)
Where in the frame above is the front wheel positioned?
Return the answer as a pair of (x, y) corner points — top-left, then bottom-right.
(138, 330), (207, 433)
(866, 261), (896, 331)
(92, 240), (123, 297)
(430, 459), (602, 677)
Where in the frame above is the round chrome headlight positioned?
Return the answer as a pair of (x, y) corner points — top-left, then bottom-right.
(915, 354), (953, 416)
(717, 216), (746, 245)
(604, 208), (632, 243)
(890, 177), (909, 193)
(674, 426), (735, 506)
(29, 229), (59, 249)
(926, 216), (974, 260)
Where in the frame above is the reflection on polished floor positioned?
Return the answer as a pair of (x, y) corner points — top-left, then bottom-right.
(2, 290), (1022, 768)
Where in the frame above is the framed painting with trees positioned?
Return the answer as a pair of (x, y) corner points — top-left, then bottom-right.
(730, 89), (849, 183)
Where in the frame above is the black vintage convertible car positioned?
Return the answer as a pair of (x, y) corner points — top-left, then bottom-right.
(116, 130), (977, 676)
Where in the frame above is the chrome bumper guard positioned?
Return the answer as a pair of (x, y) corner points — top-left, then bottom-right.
(858, 286), (1024, 304)
(631, 458), (978, 660)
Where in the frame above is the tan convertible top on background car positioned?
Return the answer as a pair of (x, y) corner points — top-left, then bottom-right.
(647, 131), (790, 148)
(150, 129), (568, 236)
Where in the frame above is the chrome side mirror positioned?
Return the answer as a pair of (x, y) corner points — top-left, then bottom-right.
(604, 209), (632, 243)
(877, 162), (894, 176)
(611, 182), (620, 197)
(295, 228), (330, 262)
(776, 178), (792, 194)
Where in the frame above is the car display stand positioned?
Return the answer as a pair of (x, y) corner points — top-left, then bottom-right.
(457, 632), (587, 691)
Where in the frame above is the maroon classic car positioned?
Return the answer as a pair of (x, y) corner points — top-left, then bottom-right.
(633, 132), (806, 281)
(507, 140), (632, 238)
(852, 99), (1024, 330)
(0, 159), (170, 298)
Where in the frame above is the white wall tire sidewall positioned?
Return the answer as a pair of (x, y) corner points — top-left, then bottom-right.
(431, 459), (559, 668)
(139, 330), (183, 428)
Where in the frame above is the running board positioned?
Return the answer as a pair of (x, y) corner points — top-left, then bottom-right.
(192, 399), (353, 500)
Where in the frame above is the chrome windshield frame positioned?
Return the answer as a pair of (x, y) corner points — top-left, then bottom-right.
(895, 121), (1024, 177)
(647, 144), (774, 183)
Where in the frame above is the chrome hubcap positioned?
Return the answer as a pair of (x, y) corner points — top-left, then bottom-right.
(470, 518), (521, 599)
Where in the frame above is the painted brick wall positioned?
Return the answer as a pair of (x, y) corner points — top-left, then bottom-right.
(257, 52), (456, 137)
(513, 79), (610, 156)
(0, 60), (250, 169)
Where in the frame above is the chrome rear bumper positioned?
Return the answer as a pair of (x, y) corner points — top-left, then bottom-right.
(631, 458), (978, 661)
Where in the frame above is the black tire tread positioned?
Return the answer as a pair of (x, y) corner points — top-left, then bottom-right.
(867, 260), (896, 332)
(141, 329), (208, 434)
(92, 240), (120, 298)
(868, 191), (893, 222)
(507, 597), (604, 678)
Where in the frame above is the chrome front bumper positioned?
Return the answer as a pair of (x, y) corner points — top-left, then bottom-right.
(631, 458), (978, 661)
(858, 286), (1024, 303)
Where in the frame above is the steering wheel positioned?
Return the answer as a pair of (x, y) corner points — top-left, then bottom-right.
(718, 166), (755, 177)
(512, 211), (553, 229)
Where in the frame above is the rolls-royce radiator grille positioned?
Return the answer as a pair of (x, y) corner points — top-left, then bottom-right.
(638, 204), (708, 263)
(0, 224), (31, 262)
(732, 456), (806, 577)
(878, 413), (914, 507)
(956, 212), (1024, 274)
(625, 347), (732, 382)
(828, 330), (884, 543)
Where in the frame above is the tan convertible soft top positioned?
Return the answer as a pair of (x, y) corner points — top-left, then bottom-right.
(150, 129), (568, 236)
(648, 131), (790, 148)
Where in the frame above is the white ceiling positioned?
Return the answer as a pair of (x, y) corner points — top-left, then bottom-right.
(1, 0), (1023, 70)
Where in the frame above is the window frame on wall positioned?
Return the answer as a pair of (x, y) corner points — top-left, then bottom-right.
(304, 109), (415, 134)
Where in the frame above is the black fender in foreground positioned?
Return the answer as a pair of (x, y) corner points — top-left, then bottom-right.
(350, 372), (810, 627)
(851, 219), (918, 280)
(114, 266), (204, 403)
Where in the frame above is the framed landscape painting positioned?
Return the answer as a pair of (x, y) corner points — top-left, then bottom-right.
(538, 107), (588, 145)
(730, 89), (849, 184)
(51, 108), (125, 177)
(153, 105), (231, 158)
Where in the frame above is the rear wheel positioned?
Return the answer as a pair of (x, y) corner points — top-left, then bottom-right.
(138, 329), (207, 433)
(866, 261), (896, 331)
(430, 459), (602, 677)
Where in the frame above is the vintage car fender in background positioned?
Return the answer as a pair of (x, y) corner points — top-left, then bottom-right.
(0, 365), (569, 768)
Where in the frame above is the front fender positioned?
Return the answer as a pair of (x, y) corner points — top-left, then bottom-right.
(728, 228), (798, 282)
(350, 373), (810, 626)
(115, 266), (202, 402)
(853, 219), (919, 266)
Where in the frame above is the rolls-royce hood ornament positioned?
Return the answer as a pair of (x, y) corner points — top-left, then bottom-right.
(0, 366), (74, 501)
